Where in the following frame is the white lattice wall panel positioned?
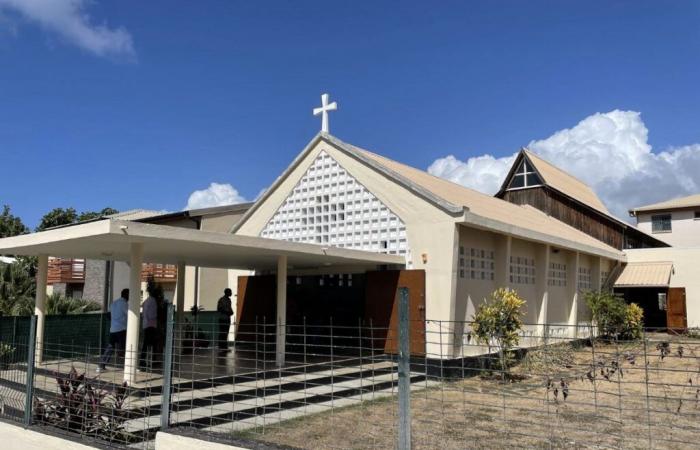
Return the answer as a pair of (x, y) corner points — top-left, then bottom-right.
(260, 151), (409, 257)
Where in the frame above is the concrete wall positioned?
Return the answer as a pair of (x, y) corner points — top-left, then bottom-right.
(636, 210), (700, 247)
(0, 422), (95, 450)
(625, 247), (700, 327)
(83, 259), (107, 304)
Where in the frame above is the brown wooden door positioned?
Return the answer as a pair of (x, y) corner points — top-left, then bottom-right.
(364, 270), (426, 355)
(667, 287), (687, 332)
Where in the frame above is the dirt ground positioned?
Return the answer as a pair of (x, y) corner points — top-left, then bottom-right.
(229, 333), (700, 449)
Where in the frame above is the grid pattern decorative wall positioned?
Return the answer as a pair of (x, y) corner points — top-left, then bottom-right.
(548, 262), (567, 287)
(260, 150), (409, 257)
(509, 255), (536, 285)
(578, 267), (592, 291)
(459, 246), (495, 281)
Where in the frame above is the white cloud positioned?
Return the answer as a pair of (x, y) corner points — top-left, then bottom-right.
(185, 183), (247, 210)
(0, 0), (135, 59)
(428, 110), (700, 220)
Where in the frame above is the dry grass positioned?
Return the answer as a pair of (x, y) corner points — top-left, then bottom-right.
(229, 333), (700, 449)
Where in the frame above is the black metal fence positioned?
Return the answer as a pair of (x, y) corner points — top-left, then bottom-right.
(2, 296), (700, 449)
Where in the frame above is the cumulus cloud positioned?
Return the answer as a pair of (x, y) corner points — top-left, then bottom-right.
(428, 110), (700, 220)
(0, 0), (135, 59)
(185, 183), (247, 210)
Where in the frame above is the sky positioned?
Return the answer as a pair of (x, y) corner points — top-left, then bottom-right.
(0, 1), (699, 228)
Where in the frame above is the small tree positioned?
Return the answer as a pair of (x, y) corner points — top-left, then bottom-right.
(585, 291), (644, 339)
(471, 288), (525, 373)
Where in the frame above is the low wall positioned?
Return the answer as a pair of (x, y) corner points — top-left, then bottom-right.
(0, 421), (95, 450)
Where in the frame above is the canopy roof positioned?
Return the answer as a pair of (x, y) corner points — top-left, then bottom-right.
(614, 261), (674, 288)
(0, 219), (404, 271)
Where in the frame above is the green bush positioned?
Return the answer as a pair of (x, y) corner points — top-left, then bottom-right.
(584, 291), (644, 339)
(471, 288), (526, 372)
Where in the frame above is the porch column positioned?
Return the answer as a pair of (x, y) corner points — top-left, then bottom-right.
(34, 254), (48, 364)
(535, 245), (550, 344)
(175, 261), (186, 330)
(124, 243), (143, 384)
(567, 251), (580, 338)
(276, 255), (287, 367)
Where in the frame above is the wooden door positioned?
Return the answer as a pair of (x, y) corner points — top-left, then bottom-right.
(364, 270), (426, 355)
(667, 287), (687, 332)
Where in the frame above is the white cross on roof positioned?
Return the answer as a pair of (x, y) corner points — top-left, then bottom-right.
(313, 93), (338, 133)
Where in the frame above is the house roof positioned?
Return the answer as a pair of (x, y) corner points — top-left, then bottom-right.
(629, 193), (700, 215)
(520, 150), (610, 214)
(234, 133), (624, 260)
(614, 261), (674, 287)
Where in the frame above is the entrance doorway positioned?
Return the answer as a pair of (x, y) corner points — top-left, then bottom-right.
(235, 270), (426, 355)
(615, 286), (687, 331)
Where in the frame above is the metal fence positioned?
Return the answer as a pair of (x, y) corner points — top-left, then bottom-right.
(2, 296), (700, 449)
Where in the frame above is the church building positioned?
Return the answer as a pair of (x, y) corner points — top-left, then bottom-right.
(229, 128), (639, 357)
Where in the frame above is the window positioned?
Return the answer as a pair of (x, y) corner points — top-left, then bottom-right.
(507, 158), (542, 190)
(694, 211), (700, 220)
(651, 214), (672, 233)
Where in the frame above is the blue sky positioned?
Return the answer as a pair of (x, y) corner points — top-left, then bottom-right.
(1, 1), (699, 227)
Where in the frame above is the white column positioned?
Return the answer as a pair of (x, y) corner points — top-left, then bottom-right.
(567, 251), (580, 338)
(124, 243), (143, 384)
(175, 262), (186, 329)
(34, 255), (48, 364)
(276, 255), (287, 367)
(535, 245), (550, 343)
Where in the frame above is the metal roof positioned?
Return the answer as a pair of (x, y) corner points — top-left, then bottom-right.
(614, 261), (674, 287)
(630, 193), (700, 215)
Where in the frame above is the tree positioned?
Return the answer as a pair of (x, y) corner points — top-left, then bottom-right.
(471, 288), (526, 373)
(35, 207), (119, 231)
(584, 291), (644, 339)
(0, 205), (29, 238)
(35, 207), (78, 232)
(77, 207), (119, 222)
(0, 258), (36, 316)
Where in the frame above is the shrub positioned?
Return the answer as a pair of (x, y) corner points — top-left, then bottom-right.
(471, 288), (526, 372)
(585, 291), (644, 339)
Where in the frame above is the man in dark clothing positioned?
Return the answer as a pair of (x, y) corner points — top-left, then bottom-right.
(217, 288), (234, 351)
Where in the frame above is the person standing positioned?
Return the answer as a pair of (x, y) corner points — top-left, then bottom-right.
(139, 286), (159, 370)
(217, 288), (234, 351)
(97, 289), (129, 373)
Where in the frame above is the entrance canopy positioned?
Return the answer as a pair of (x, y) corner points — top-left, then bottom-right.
(0, 219), (405, 270)
(614, 261), (674, 288)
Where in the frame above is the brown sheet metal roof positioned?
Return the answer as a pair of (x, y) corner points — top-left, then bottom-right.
(614, 262), (673, 287)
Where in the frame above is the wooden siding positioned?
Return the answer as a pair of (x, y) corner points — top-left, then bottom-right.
(500, 187), (660, 250)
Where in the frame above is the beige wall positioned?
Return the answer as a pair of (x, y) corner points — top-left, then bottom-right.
(625, 247), (700, 328)
(636, 210), (700, 247)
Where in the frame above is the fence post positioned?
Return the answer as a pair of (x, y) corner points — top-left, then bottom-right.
(397, 287), (411, 450)
(160, 303), (175, 430)
(24, 315), (37, 427)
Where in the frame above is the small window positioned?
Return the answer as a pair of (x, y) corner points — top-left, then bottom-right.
(651, 214), (672, 233)
(507, 158), (542, 190)
(695, 211), (700, 220)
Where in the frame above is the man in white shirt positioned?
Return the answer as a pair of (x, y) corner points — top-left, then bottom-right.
(97, 289), (129, 373)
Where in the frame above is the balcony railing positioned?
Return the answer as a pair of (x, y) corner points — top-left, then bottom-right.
(47, 258), (178, 284)
(47, 258), (86, 284)
(142, 263), (178, 282)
